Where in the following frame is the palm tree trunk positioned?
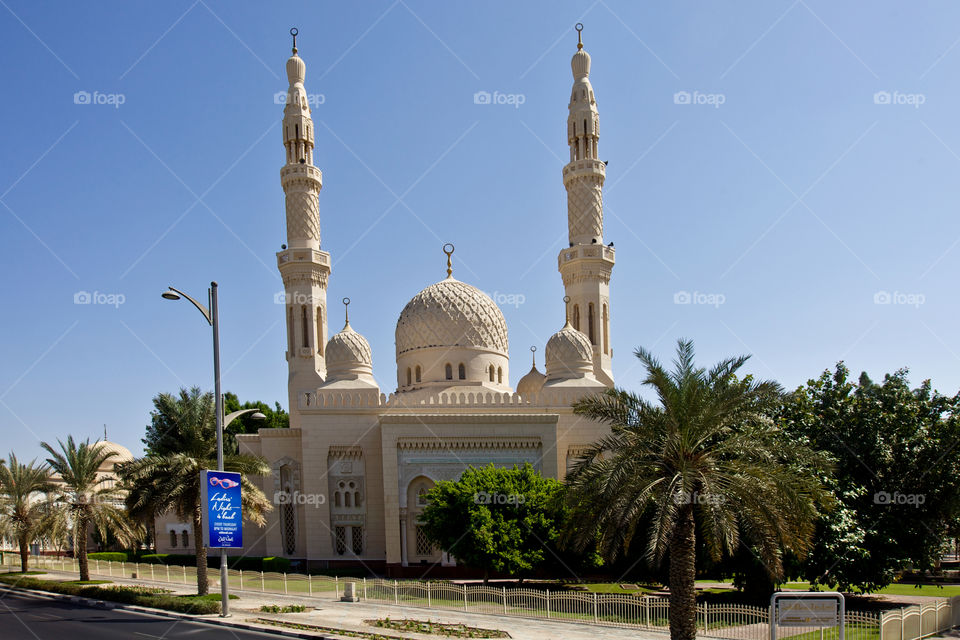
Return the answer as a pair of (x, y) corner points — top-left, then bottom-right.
(18, 535), (29, 573)
(668, 505), (697, 640)
(193, 508), (208, 596)
(77, 512), (90, 582)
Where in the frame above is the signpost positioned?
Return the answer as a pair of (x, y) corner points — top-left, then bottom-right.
(201, 470), (243, 549)
(771, 592), (845, 640)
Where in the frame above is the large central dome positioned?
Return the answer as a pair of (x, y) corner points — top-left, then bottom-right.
(396, 277), (509, 357)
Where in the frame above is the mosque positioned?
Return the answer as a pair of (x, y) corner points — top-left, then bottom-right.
(158, 26), (618, 576)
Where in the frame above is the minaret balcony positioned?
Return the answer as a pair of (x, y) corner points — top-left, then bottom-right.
(562, 158), (606, 181)
(281, 163), (322, 188)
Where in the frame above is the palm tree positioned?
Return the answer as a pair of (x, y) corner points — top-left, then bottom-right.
(0, 454), (55, 572)
(119, 388), (271, 596)
(41, 436), (135, 582)
(564, 340), (829, 640)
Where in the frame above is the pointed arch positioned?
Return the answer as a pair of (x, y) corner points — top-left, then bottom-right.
(588, 302), (596, 345)
(602, 303), (609, 355)
(458, 363), (466, 380)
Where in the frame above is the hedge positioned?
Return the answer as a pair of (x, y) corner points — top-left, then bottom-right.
(88, 552), (128, 563)
(261, 557), (291, 573)
(0, 574), (220, 614)
(137, 554), (289, 573)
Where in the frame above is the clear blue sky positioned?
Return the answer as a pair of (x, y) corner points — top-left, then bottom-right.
(2, 1), (959, 461)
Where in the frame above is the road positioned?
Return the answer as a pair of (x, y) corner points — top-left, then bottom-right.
(0, 587), (292, 639)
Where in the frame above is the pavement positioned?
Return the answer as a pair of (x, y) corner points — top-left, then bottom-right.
(6, 568), (673, 640)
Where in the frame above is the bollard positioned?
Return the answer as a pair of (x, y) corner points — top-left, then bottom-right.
(341, 581), (359, 602)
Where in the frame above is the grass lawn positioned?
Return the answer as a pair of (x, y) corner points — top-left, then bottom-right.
(782, 581), (960, 598)
(781, 626), (880, 640)
(62, 580), (112, 585)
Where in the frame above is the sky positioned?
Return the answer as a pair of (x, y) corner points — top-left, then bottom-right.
(2, 1), (960, 461)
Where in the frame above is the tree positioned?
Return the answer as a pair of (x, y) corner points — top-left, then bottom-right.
(120, 387), (271, 595)
(41, 437), (135, 582)
(419, 463), (566, 582)
(781, 363), (960, 592)
(564, 340), (829, 640)
(0, 454), (55, 572)
(222, 392), (289, 433)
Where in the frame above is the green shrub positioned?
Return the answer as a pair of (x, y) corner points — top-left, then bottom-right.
(261, 557), (291, 573)
(88, 552), (127, 563)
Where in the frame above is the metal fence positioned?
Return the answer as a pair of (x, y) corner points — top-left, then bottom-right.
(8, 555), (958, 640)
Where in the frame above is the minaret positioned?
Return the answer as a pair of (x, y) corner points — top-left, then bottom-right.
(558, 24), (615, 386)
(277, 28), (329, 421)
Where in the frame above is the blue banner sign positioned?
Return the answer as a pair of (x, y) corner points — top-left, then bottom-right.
(201, 470), (243, 549)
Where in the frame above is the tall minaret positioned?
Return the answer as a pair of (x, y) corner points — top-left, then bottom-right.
(558, 24), (615, 386)
(277, 28), (329, 421)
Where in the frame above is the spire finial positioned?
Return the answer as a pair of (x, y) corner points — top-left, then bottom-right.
(443, 243), (455, 278)
(290, 27), (299, 54)
(563, 295), (571, 323)
(342, 297), (350, 327)
(530, 345), (537, 367)
(104, 424), (108, 441)
(575, 23), (583, 50)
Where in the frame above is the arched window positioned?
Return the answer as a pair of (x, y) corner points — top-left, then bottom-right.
(406, 368), (412, 386)
(181, 530), (189, 548)
(416, 487), (428, 507)
(573, 304), (580, 331)
(316, 307), (324, 356)
(458, 363), (466, 380)
(335, 492), (341, 507)
(344, 492), (352, 508)
(588, 303), (596, 345)
(445, 363), (452, 380)
(287, 307), (294, 354)
(169, 530), (177, 548)
(602, 304), (609, 355)
(489, 365), (495, 382)
(354, 491), (360, 506)
(497, 367), (503, 384)
(415, 366), (421, 383)
(301, 306), (309, 348)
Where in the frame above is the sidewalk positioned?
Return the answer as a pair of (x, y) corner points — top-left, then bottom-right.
(33, 568), (670, 640)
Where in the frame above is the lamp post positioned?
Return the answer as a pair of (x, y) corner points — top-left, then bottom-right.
(161, 282), (264, 617)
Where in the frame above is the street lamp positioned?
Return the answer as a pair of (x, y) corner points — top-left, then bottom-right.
(162, 282), (264, 617)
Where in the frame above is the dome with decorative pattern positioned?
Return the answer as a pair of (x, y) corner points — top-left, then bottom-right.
(396, 277), (508, 357)
(325, 321), (373, 380)
(545, 320), (594, 381)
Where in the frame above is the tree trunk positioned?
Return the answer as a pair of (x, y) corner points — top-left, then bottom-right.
(194, 508), (208, 596)
(18, 535), (29, 573)
(77, 512), (90, 582)
(668, 505), (697, 640)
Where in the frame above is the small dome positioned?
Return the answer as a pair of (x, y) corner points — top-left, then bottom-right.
(517, 364), (546, 396)
(571, 49), (591, 79)
(286, 53), (306, 85)
(325, 321), (373, 380)
(396, 278), (508, 358)
(95, 441), (133, 468)
(545, 320), (594, 381)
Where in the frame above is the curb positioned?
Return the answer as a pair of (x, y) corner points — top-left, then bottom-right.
(0, 584), (341, 639)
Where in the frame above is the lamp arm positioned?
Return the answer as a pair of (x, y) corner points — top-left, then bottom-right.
(167, 286), (213, 325)
(223, 408), (264, 429)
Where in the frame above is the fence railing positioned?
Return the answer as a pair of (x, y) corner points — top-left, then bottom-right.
(8, 555), (958, 640)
